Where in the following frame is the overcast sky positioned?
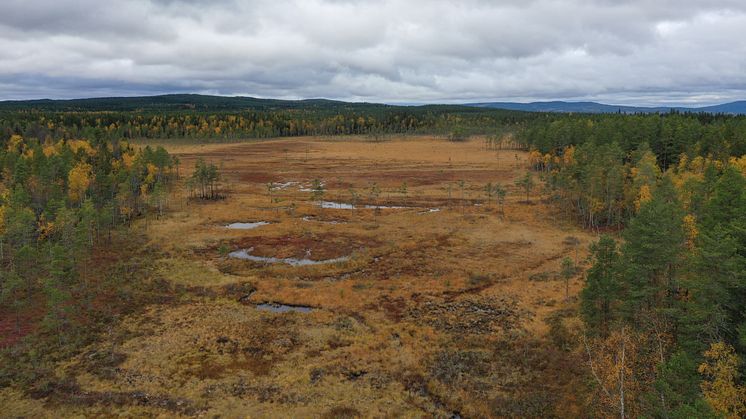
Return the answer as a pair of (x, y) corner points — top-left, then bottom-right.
(1, 0), (745, 105)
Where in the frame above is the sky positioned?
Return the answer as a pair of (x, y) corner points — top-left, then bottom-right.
(1, 0), (745, 106)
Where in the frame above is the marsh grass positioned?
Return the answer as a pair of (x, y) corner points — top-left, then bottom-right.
(3, 136), (594, 417)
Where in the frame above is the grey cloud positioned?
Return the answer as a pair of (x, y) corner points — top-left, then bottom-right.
(0, 0), (745, 105)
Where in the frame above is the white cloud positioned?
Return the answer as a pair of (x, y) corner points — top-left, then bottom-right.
(0, 0), (745, 105)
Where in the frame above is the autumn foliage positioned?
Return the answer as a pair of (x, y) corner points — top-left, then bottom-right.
(0, 134), (175, 348)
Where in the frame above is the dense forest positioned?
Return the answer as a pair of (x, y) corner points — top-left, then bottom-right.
(0, 95), (533, 141)
(521, 118), (746, 416)
(519, 112), (746, 168)
(571, 160), (746, 417)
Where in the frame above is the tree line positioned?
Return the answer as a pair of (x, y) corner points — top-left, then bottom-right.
(518, 112), (746, 170)
(0, 105), (532, 142)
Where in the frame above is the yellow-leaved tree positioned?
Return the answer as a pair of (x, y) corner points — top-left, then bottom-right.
(7, 134), (23, 152)
(527, 149), (544, 170)
(634, 184), (653, 211)
(698, 342), (746, 419)
(145, 163), (158, 186)
(583, 327), (643, 418)
(682, 214), (698, 249)
(729, 155), (746, 177)
(562, 145), (575, 166)
(68, 162), (92, 204)
(122, 152), (135, 169)
(629, 150), (660, 213)
(67, 139), (95, 156)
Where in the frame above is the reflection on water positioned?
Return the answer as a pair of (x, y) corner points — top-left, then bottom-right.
(256, 303), (313, 313)
(229, 247), (350, 266)
(225, 221), (270, 230)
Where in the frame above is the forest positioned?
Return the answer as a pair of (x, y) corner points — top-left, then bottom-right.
(1, 98), (745, 417)
(0, 132), (176, 374)
(0, 95), (532, 141)
(520, 116), (746, 417)
(533, 144), (746, 417)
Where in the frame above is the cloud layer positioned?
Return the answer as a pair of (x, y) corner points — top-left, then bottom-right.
(1, 0), (745, 105)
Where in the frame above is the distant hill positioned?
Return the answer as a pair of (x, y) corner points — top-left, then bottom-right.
(694, 101), (746, 114)
(1, 94), (745, 115)
(0, 94), (375, 112)
(466, 100), (746, 115)
(0, 94), (497, 115)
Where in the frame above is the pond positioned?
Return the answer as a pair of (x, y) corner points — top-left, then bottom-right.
(319, 201), (354, 209)
(225, 221), (271, 230)
(256, 303), (313, 313)
(317, 201), (406, 210)
(302, 216), (345, 224)
(229, 247), (350, 266)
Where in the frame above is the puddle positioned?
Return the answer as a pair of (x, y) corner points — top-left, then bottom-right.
(256, 303), (313, 313)
(225, 221), (271, 230)
(318, 201), (406, 210)
(229, 247), (350, 266)
(302, 216), (345, 224)
(366, 204), (406, 209)
(319, 201), (355, 209)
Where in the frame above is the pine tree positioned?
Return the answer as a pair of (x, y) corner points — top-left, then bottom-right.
(652, 351), (717, 418)
(678, 228), (743, 355)
(701, 166), (746, 234)
(561, 256), (575, 302)
(310, 179), (325, 203)
(618, 175), (685, 325)
(678, 167), (746, 355)
(515, 172), (534, 203)
(44, 243), (74, 345)
(581, 235), (620, 336)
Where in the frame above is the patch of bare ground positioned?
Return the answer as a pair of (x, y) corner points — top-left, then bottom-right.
(408, 295), (530, 335)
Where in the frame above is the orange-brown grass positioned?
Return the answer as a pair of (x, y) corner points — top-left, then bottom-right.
(10, 136), (596, 417)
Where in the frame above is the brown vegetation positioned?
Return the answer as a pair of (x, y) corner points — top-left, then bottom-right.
(2, 136), (595, 417)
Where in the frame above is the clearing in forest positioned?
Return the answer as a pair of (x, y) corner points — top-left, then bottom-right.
(5, 136), (594, 417)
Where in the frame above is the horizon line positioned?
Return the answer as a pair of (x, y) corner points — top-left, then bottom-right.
(0, 92), (743, 109)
